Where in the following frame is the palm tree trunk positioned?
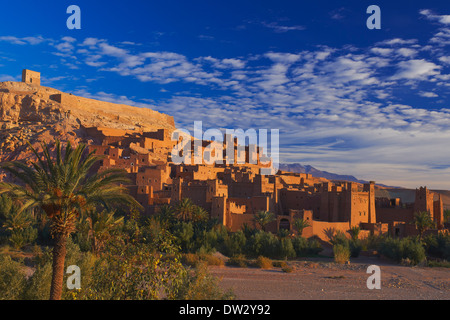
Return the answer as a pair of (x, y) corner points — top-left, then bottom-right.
(49, 232), (67, 300)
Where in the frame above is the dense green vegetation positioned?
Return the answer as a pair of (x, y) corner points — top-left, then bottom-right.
(1, 189), (450, 300)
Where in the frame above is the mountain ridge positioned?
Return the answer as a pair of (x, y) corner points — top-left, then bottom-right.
(279, 162), (398, 188)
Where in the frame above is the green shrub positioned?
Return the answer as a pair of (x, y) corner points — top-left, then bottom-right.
(292, 236), (323, 257)
(423, 233), (450, 260)
(181, 253), (225, 267)
(329, 230), (348, 246)
(272, 260), (292, 272)
(427, 260), (450, 268)
(255, 256), (272, 269)
(71, 236), (186, 300)
(281, 265), (293, 273)
(181, 253), (200, 267)
(349, 240), (362, 258)
(362, 233), (386, 251)
(9, 227), (38, 249)
(227, 254), (248, 268)
(223, 230), (246, 257)
(401, 239), (426, 265)
(173, 222), (194, 253)
(198, 253), (225, 267)
(22, 260), (53, 300)
(174, 262), (234, 300)
(273, 261), (287, 268)
(277, 228), (290, 238)
(379, 237), (426, 265)
(278, 237), (296, 259)
(333, 244), (350, 264)
(0, 255), (26, 300)
(247, 231), (279, 258)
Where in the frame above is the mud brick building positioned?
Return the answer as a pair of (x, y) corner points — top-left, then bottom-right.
(88, 126), (446, 240)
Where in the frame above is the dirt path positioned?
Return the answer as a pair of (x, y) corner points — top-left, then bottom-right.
(209, 257), (450, 300)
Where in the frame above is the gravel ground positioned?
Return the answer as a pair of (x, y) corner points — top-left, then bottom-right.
(209, 256), (450, 300)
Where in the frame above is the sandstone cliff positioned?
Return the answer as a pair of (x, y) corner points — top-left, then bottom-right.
(0, 81), (176, 162)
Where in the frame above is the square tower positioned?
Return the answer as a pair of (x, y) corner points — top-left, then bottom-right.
(22, 69), (41, 86)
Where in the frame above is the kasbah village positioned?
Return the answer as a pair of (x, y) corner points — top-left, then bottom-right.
(1, 70), (450, 299)
(1, 69), (448, 242)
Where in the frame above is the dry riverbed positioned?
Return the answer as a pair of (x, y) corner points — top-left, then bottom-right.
(209, 256), (450, 300)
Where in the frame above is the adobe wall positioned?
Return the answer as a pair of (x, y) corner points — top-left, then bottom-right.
(136, 166), (172, 192)
(227, 213), (278, 232)
(310, 220), (350, 242)
(360, 222), (389, 236)
(180, 184), (210, 210)
(376, 207), (414, 224)
(228, 213), (257, 232)
(50, 93), (80, 107)
(211, 196), (227, 225)
(279, 189), (321, 215)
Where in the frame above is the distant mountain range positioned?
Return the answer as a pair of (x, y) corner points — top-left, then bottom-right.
(279, 163), (393, 187)
(279, 163), (450, 208)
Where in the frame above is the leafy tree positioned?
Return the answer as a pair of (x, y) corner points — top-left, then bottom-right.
(0, 255), (27, 299)
(253, 211), (275, 232)
(0, 140), (140, 300)
(223, 230), (246, 256)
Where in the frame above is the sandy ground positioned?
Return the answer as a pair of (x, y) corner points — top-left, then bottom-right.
(209, 256), (450, 300)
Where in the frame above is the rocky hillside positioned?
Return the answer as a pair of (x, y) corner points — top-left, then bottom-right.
(0, 81), (175, 163)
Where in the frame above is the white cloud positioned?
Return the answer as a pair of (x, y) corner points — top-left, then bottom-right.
(261, 22), (305, 33)
(376, 38), (417, 46)
(420, 9), (450, 25)
(418, 91), (438, 98)
(0, 36), (48, 45)
(391, 59), (441, 80)
(439, 56), (450, 64)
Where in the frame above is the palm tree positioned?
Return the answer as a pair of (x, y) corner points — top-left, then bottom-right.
(0, 194), (31, 230)
(253, 210), (275, 231)
(444, 209), (450, 224)
(156, 203), (175, 225)
(347, 226), (361, 242)
(82, 209), (124, 254)
(413, 211), (435, 241)
(191, 205), (209, 223)
(293, 218), (311, 236)
(0, 140), (140, 300)
(175, 198), (195, 221)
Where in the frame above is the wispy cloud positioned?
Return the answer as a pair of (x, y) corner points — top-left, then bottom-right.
(261, 22), (305, 33)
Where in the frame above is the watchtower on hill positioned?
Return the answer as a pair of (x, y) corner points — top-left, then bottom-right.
(22, 69), (41, 86)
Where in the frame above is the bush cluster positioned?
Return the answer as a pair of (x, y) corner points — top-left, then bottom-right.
(378, 237), (426, 265)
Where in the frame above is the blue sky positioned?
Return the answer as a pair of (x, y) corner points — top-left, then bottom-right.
(0, 0), (449, 189)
